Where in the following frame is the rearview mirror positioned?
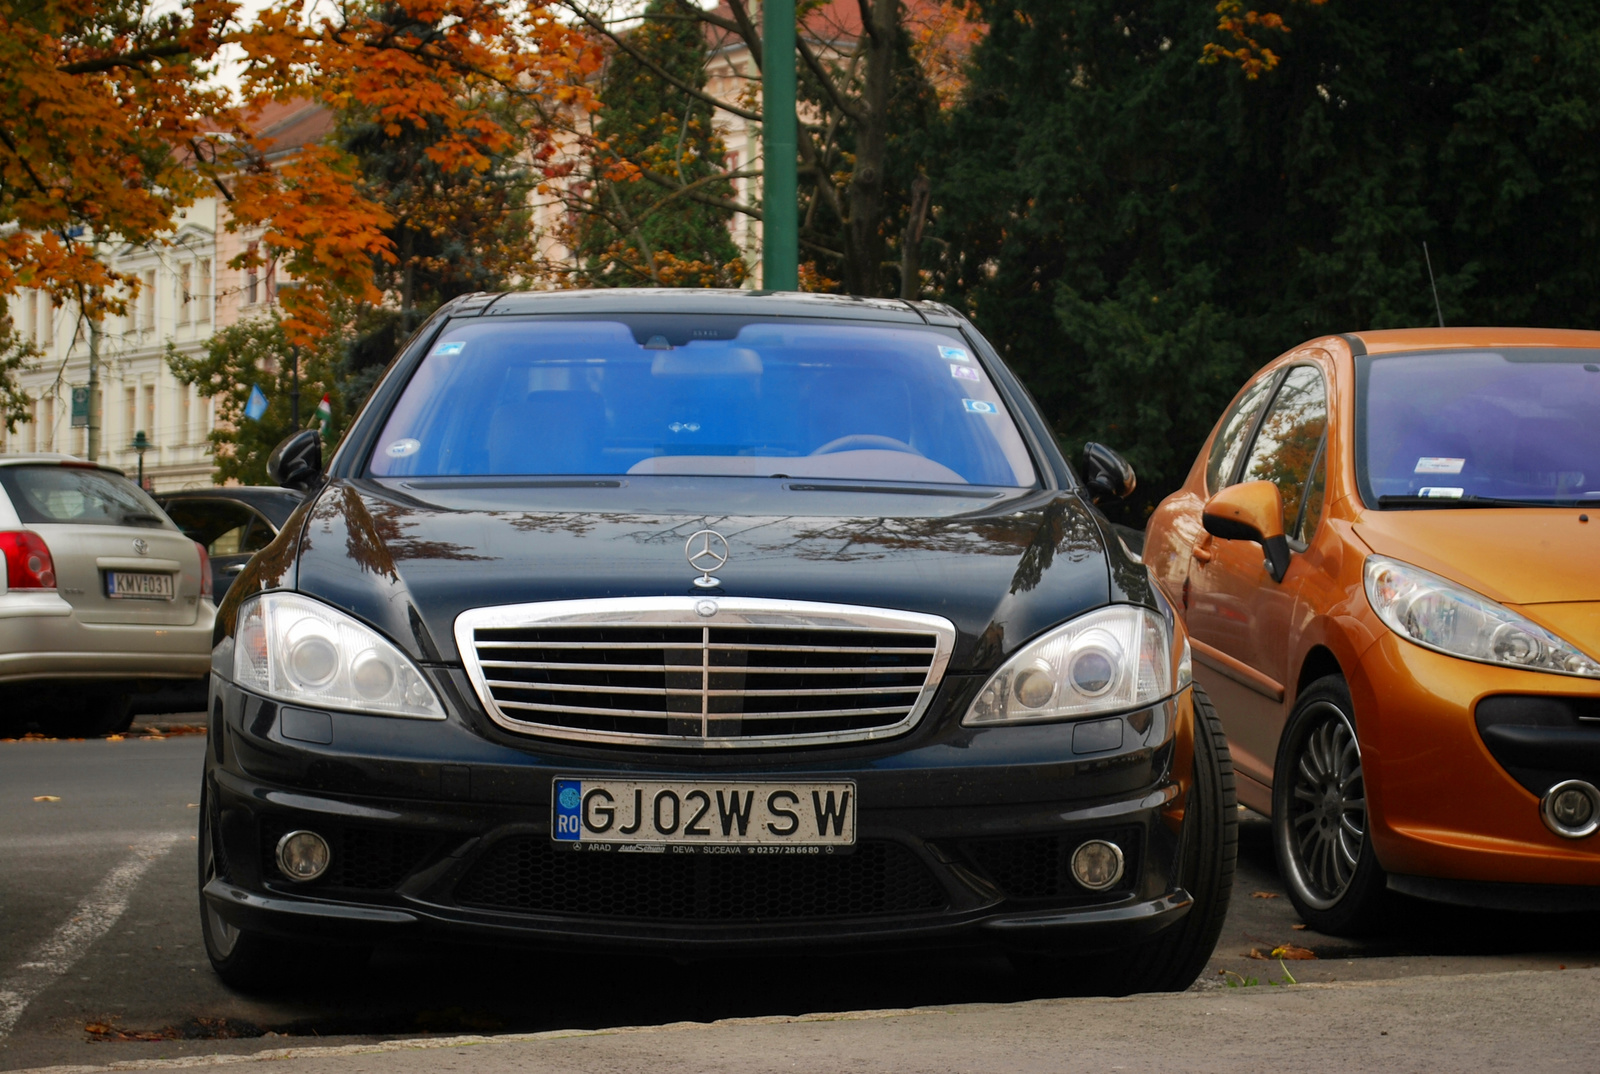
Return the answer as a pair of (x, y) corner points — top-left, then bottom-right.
(1082, 443), (1136, 501)
(267, 429), (324, 492)
(1202, 480), (1290, 583)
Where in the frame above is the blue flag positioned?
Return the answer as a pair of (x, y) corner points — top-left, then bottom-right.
(245, 384), (268, 421)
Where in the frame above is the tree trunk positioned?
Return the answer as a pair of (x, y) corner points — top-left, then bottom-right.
(843, 0), (898, 296)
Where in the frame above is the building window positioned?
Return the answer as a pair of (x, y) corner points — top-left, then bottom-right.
(245, 242), (259, 306)
(41, 396), (53, 452)
(40, 297), (53, 348)
(178, 263), (192, 325)
(124, 386), (137, 446)
(143, 383), (156, 449)
(197, 259), (212, 323)
(27, 292), (37, 344)
(142, 271), (157, 333)
(178, 385), (191, 446)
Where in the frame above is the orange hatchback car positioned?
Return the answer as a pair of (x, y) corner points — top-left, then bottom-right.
(1145, 328), (1600, 934)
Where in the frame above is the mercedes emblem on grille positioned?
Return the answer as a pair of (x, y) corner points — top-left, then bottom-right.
(685, 529), (729, 589)
(133, 538), (149, 556)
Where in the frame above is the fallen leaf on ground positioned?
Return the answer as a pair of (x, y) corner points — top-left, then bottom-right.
(1250, 891), (1281, 899)
(1270, 944), (1318, 960)
(1292, 923), (1308, 930)
(105, 735), (124, 741)
(33, 795), (60, 802)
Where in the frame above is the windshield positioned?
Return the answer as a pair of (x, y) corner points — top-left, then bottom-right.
(367, 317), (1037, 487)
(0, 465), (172, 527)
(1361, 348), (1600, 504)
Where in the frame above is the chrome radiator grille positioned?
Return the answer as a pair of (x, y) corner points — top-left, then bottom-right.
(455, 598), (957, 747)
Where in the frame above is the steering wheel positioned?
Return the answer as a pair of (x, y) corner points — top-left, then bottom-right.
(809, 434), (922, 456)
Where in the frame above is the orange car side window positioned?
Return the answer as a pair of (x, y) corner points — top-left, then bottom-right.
(1205, 374), (1279, 493)
(1240, 365), (1328, 536)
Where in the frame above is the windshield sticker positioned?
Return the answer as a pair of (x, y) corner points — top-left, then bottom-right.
(385, 438), (421, 458)
(939, 345), (971, 363)
(950, 364), (980, 382)
(963, 398), (998, 415)
(1415, 457), (1465, 474)
(1417, 487), (1465, 498)
(433, 341), (466, 356)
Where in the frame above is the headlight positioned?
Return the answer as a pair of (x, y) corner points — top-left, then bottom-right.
(964, 604), (1187, 726)
(234, 592), (447, 718)
(1364, 556), (1600, 679)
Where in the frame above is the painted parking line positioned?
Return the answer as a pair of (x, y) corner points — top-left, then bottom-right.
(0, 832), (183, 1040)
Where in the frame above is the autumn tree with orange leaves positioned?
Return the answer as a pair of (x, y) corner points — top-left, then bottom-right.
(0, 0), (598, 434)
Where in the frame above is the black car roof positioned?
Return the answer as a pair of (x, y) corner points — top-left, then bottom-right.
(446, 289), (964, 325)
(156, 486), (306, 528)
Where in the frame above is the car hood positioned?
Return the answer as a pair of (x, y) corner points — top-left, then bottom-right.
(290, 479), (1123, 671)
(1353, 508), (1600, 605)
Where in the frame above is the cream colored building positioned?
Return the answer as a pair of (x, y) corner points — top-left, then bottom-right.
(0, 102), (328, 490)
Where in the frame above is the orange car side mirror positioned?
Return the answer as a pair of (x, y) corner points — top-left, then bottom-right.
(1202, 480), (1292, 583)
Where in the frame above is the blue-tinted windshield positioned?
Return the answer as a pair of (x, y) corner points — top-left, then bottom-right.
(1362, 348), (1600, 503)
(368, 317), (1037, 486)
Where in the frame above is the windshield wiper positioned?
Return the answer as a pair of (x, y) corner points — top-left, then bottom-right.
(119, 511), (168, 526)
(1378, 495), (1586, 509)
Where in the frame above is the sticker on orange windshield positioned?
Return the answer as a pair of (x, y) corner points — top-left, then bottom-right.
(939, 345), (971, 363)
(963, 399), (998, 415)
(951, 365), (980, 382)
(433, 341), (465, 356)
(1415, 457), (1465, 474)
(1418, 487), (1464, 498)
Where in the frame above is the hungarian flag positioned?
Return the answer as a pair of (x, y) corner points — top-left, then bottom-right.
(313, 394), (332, 429)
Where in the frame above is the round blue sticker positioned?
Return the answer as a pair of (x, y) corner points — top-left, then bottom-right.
(558, 786), (581, 810)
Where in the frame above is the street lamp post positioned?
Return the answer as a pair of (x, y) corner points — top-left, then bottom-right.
(762, 0), (798, 292)
(131, 430), (151, 490)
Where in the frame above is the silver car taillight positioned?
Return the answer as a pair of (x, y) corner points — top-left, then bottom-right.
(0, 531), (57, 589)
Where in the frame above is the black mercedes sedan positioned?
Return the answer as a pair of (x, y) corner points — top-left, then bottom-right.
(199, 290), (1235, 994)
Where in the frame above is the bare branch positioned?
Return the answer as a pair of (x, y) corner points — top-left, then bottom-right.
(562, 2), (761, 122)
(56, 41), (194, 75)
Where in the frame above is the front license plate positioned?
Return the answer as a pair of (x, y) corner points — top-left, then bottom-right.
(552, 779), (856, 852)
(105, 571), (175, 600)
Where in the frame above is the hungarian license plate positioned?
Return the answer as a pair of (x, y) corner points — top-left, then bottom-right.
(552, 778), (856, 853)
(105, 571), (174, 600)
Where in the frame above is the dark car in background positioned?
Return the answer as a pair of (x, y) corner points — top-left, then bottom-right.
(198, 290), (1235, 994)
(157, 487), (308, 601)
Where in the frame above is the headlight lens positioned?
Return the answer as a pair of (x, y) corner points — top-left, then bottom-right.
(964, 605), (1183, 726)
(234, 592), (447, 718)
(1364, 555), (1600, 678)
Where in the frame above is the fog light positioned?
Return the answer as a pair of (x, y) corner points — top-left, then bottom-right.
(1070, 839), (1125, 891)
(275, 830), (332, 881)
(1541, 780), (1600, 839)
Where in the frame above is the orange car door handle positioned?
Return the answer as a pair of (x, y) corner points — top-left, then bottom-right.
(1192, 536), (1214, 564)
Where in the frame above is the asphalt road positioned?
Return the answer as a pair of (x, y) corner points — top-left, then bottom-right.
(3, 723), (1598, 1073)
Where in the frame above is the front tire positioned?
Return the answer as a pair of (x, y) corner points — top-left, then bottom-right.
(1272, 674), (1387, 935)
(1014, 683), (1237, 995)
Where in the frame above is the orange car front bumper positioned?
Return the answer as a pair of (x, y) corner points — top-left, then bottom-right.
(1352, 632), (1600, 885)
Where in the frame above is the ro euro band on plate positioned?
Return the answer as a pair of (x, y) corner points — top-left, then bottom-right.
(685, 529), (729, 589)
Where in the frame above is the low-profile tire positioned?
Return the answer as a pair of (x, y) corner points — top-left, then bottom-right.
(1272, 674), (1388, 936)
(57, 690), (135, 738)
(198, 785), (369, 992)
(1014, 683), (1237, 995)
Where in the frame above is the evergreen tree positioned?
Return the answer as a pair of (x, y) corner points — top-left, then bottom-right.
(932, 0), (1600, 521)
(575, 0), (745, 287)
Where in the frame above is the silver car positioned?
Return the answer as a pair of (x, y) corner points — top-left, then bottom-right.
(0, 455), (214, 736)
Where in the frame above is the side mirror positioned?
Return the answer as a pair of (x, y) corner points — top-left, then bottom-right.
(267, 429), (324, 492)
(1082, 442), (1137, 501)
(1202, 480), (1291, 583)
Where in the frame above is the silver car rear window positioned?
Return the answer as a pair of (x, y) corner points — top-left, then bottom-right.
(0, 466), (172, 528)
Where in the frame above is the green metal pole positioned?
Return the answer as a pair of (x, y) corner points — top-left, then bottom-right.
(761, 0), (798, 291)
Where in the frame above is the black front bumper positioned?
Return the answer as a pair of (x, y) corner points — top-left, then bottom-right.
(203, 678), (1196, 956)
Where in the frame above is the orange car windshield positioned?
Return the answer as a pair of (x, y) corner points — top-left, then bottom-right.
(1360, 348), (1600, 506)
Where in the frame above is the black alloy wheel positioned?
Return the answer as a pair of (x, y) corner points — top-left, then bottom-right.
(1014, 682), (1238, 995)
(1272, 674), (1388, 936)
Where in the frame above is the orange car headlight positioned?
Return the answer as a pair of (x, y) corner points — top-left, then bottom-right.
(1364, 555), (1600, 679)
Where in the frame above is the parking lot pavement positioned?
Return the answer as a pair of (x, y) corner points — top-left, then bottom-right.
(2, 731), (1597, 1073)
